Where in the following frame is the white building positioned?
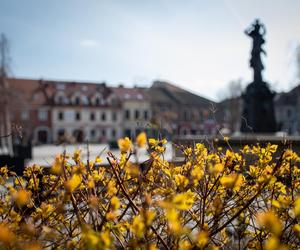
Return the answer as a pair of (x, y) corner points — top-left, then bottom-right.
(113, 87), (151, 138)
(49, 81), (123, 143)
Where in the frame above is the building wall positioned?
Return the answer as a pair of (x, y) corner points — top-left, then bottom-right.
(121, 101), (151, 138)
(52, 107), (122, 143)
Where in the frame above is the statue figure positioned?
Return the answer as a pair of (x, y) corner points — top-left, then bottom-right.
(240, 19), (277, 133)
(245, 19), (266, 82)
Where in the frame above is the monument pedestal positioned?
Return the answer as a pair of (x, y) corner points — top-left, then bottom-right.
(241, 81), (277, 133)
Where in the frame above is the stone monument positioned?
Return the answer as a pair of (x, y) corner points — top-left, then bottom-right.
(240, 19), (277, 133)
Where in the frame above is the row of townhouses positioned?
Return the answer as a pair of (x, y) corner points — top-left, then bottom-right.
(4, 78), (219, 145)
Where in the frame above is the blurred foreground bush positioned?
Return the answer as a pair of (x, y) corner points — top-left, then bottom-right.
(0, 133), (300, 249)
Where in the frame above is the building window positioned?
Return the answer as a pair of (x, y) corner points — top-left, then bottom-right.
(124, 129), (131, 137)
(90, 112), (95, 121)
(136, 128), (141, 135)
(58, 111), (64, 121)
(82, 96), (89, 105)
(125, 110), (130, 120)
(112, 129), (116, 138)
(65, 110), (74, 121)
(57, 129), (65, 138)
(102, 129), (106, 137)
(287, 109), (292, 118)
(135, 110), (140, 120)
(95, 98), (100, 105)
(21, 110), (29, 121)
(112, 112), (117, 121)
(90, 129), (96, 137)
(75, 97), (81, 105)
(75, 112), (81, 121)
(101, 112), (106, 121)
(58, 96), (64, 104)
(56, 94), (68, 104)
(183, 111), (189, 121)
(144, 110), (148, 120)
(199, 111), (203, 121)
(38, 110), (48, 121)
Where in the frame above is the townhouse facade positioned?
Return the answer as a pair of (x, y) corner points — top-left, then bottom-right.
(147, 81), (218, 137)
(48, 81), (123, 143)
(112, 87), (151, 138)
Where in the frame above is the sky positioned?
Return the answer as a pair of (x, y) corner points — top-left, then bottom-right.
(1, 0), (300, 101)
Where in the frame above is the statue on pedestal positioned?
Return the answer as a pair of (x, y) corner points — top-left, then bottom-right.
(240, 19), (277, 133)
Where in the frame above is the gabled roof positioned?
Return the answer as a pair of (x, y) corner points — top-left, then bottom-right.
(7, 78), (46, 106)
(150, 80), (214, 106)
(7, 78), (115, 106)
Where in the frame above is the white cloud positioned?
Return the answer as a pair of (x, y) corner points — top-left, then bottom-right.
(79, 39), (99, 47)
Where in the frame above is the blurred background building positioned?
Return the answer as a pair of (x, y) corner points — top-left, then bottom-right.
(6, 77), (219, 145)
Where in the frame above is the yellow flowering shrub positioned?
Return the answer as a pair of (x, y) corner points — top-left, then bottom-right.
(0, 135), (300, 249)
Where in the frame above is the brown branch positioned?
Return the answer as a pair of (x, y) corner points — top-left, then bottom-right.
(107, 157), (170, 250)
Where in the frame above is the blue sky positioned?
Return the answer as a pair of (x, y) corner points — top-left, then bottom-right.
(1, 0), (300, 100)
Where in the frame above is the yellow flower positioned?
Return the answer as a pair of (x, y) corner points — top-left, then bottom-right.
(87, 177), (95, 189)
(256, 211), (282, 236)
(136, 132), (147, 148)
(265, 236), (288, 250)
(145, 210), (156, 226)
(82, 229), (101, 249)
(184, 147), (193, 156)
(0, 223), (15, 245)
(131, 215), (145, 238)
(249, 165), (258, 178)
(293, 224), (300, 237)
(148, 138), (157, 146)
(196, 231), (209, 248)
(65, 174), (81, 193)
(73, 149), (81, 162)
(100, 230), (111, 248)
(149, 244), (158, 250)
(212, 163), (224, 175)
(107, 180), (118, 197)
(269, 144), (278, 153)
(106, 211), (116, 220)
(179, 240), (192, 250)
(166, 208), (181, 233)
(220, 173), (244, 190)
(13, 189), (31, 207)
(0, 166), (8, 175)
(271, 200), (281, 209)
(110, 196), (120, 211)
(175, 174), (189, 188)
(50, 155), (63, 175)
(294, 196), (300, 217)
(118, 137), (132, 153)
(191, 165), (204, 185)
(95, 156), (102, 164)
(172, 190), (195, 210)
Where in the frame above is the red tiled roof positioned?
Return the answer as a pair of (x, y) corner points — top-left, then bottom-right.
(7, 78), (46, 106)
